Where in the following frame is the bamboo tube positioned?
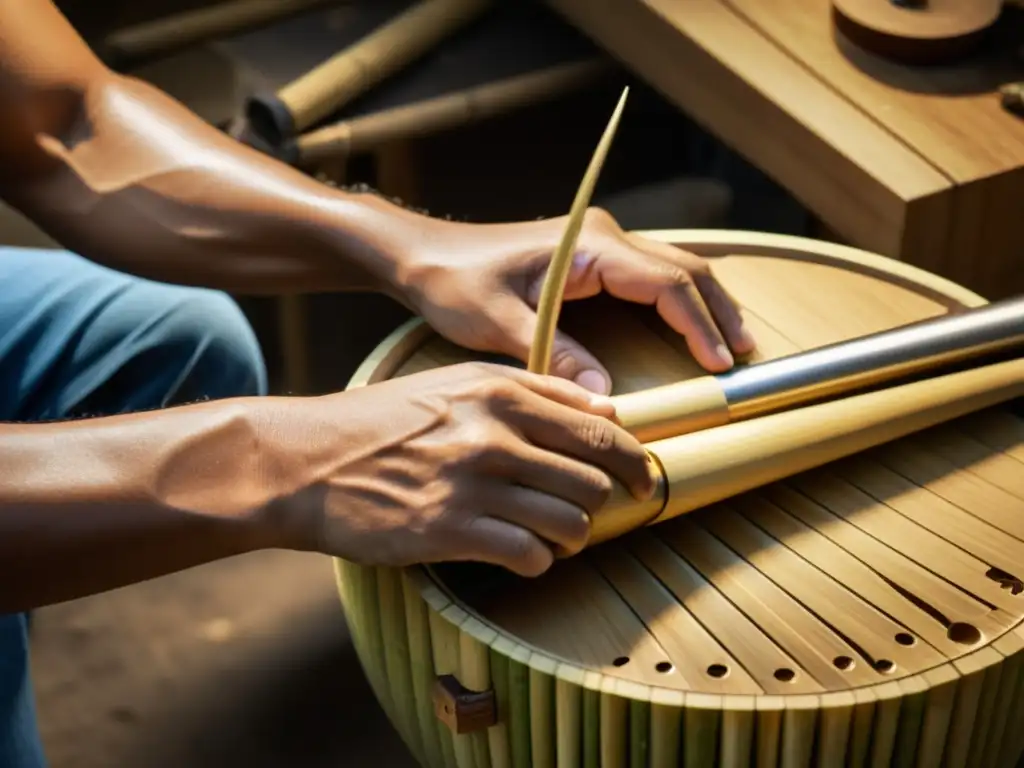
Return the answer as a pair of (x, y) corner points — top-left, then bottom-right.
(246, 0), (491, 144)
(589, 356), (1024, 546)
(99, 0), (341, 67)
(611, 293), (1024, 443)
(293, 58), (611, 165)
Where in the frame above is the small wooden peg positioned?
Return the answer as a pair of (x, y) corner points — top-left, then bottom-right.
(1000, 82), (1024, 117)
(432, 674), (497, 733)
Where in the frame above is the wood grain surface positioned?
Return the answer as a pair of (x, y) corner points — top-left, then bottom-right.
(544, 0), (1024, 302)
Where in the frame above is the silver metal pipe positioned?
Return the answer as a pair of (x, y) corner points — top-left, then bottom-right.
(719, 295), (1024, 418)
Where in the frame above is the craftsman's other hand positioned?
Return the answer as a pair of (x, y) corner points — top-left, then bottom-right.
(263, 362), (654, 577)
(396, 208), (756, 394)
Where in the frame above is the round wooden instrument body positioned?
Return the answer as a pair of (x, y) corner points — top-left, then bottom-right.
(334, 230), (1024, 768)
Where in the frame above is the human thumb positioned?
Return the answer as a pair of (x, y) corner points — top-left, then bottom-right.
(493, 299), (612, 395)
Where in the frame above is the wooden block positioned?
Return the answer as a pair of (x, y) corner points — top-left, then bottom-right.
(433, 674), (498, 734)
(544, 0), (1024, 300)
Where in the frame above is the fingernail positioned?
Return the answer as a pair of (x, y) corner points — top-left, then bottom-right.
(636, 474), (657, 501)
(716, 344), (734, 366)
(572, 251), (596, 274)
(739, 327), (757, 348)
(576, 369), (610, 395)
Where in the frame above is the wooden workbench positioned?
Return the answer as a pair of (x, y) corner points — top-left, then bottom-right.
(545, 0), (1024, 301)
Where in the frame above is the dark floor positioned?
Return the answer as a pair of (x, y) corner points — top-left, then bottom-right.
(30, 551), (416, 768)
(14, 6), (814, 767)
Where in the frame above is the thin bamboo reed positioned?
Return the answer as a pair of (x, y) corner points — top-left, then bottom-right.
(528, 86), (628, 374)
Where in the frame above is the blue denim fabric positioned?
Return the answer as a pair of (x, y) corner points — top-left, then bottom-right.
(0, 247), (267, 767)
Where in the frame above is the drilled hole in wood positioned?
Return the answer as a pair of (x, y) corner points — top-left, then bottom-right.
(774, 668), (796, 683)
(655, 661), (673, 674)
(894, 632), (916, 646)
(833, 655), (855, 671)
(612, 656), (630, 667)
(706, 664), (729, 679)
(986, 567), (1023, 595)
(874, 659), (896, 674)
(947, 622), (982, 646)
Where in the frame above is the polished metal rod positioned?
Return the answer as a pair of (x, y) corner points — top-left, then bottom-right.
(719, 294), (1024, 418)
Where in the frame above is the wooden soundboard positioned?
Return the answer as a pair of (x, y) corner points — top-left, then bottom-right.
(543, 0), (1024, 302)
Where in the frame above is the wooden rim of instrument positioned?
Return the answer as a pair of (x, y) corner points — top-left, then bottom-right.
(340, 228), (1020, 713)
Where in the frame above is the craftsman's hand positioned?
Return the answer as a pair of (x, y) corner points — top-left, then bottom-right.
(395, 208), (756, 394)
(263, 362), (653, 577)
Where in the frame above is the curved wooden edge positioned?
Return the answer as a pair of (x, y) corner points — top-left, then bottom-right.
(333, 228), (1011, 708)
(348, 317), (432, 388)
(632, 229), (989, 309)
(829, 0), (1002, 66)
(345, 229), (990, 397)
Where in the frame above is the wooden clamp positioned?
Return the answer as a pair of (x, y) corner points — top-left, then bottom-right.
(432, 674), (497, 734)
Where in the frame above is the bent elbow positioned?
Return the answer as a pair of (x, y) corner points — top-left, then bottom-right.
(0, 70), (119, 185)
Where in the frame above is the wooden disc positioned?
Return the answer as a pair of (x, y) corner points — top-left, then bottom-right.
(832, 0), (1002, 63)
(340, 230), (1024, 765)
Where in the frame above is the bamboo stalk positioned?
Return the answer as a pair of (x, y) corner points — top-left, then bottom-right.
(99, 0), (341, 67)
(294, 58), (611, 165)
(246, 0), (491, 143)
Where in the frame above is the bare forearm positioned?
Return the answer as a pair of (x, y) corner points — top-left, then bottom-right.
(5, 73), (435, 295)
(0, 399), (293, 612)
(0, 0), (437, 295)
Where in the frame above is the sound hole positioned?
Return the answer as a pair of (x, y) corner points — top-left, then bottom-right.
(706, 664), (729, 679)
(655, 661), (673, 674)
(874, 659), (896, 674)
(774, 668), (796, 683)
(894, 632), (916, 646)
(986, 567), (1023, 595)
(947, 622), (982, 646)
(833, 655), (855, 671)
(613, 656), (630, 667)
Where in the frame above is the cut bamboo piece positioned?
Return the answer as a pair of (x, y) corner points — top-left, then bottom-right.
(293, 58), (611, 165)
(99, 0), (340, 67)
(337, 229), (1024, 768)
(246, 0), (491, 143)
